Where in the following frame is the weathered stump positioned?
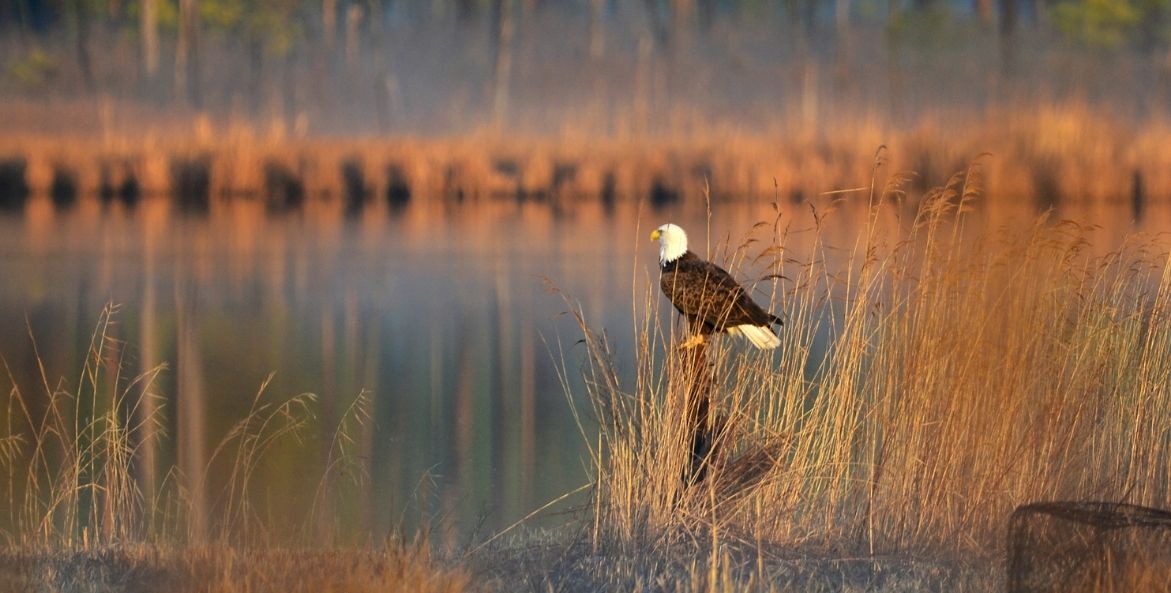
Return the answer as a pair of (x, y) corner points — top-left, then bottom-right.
(1007, 501), (1171, 593)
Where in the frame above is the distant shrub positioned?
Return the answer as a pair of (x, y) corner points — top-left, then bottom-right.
(1051, 0), (1166, 49)
(5, 49), (59, 90)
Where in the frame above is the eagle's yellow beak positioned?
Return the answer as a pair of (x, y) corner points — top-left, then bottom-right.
(650, 229), (662, 242)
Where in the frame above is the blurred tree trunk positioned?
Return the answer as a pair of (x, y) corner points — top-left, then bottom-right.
(74, 0), (95, 91)
(140, 0), (158, 84)
(323, 0), (336, 50)
(176, 0), (188, 100)
(697, 0), (714, 32)
(456, 0), (474, 22)
(346, 4), (363, 69)
(802, 62), (818, 132)
(886, 0), (904, 124)
(1032, 0), (1047, 27)
(589, 0), (604, 57)
(490, 0), (513, 128)
(784, 0), (813, 31)
(176, 0), (201, 107)
(975, 0), (992, 26)
(673, 0), (694, 30)
(999, 0), (1017, 76)
(369, 1), (396, 133)
(644, 0), (669, 48)
(999, 0), (1017, 33)
(802, 0), (816, 36)
(834, 0), (852, 98)
(248, 37), (263, 114)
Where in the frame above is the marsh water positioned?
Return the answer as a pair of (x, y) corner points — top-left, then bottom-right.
(0, 188), (1163, 543)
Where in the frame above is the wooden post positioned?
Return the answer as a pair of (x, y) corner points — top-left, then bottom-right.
(682, 338), (717, 486)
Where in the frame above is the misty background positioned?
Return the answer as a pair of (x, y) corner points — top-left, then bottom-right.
(3, 0), (1171, 138)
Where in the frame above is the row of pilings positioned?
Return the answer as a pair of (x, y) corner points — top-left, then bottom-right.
(1, 137), (1167, 216)
(0, 141), (811, 214)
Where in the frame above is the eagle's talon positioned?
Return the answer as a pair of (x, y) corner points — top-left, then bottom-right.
(677, 335), (706, 350)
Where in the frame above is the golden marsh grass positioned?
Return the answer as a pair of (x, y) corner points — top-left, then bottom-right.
(570, 162), (1171, 564)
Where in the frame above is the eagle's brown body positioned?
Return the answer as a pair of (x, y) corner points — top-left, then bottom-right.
(660, 251), (783, 335)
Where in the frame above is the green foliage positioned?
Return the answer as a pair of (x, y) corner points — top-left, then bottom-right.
(1136, 0), (1171, 46)
(4, 49), (59, 90)
(125, 0), (304, 57)
(1052, 0), (1147, 48)
(124, 0), (179, 29)
(205, 0), (305, 58)
(885, 5), (972, 49)
(244, 2), (304, 58)
(200, 0), (247, 29)
(197, 0), (245, 29)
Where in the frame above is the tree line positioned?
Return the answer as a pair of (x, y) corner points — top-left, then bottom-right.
(0, 0), (1168, 120)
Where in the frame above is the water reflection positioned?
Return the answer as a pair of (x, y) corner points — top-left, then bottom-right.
(0, 187), (1163, 542)
(1, 191), (653, 541)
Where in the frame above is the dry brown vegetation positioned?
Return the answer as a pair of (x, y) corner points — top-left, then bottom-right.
(560, 160), (1171, 589)
(0, 306), (467, 592)
(1, 99), (1170, 206)
(0, 544), (468, 593)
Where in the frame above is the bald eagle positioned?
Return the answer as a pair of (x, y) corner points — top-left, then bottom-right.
(651, 223), (783, 350)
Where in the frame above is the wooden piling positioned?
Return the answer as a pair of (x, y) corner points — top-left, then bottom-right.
(681, 338), (721, 487)
(678, 336), (784, 496)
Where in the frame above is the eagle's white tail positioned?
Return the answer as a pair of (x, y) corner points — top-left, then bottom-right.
(734, 324), (781, 350)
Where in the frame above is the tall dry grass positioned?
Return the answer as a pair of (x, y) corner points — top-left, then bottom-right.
(572, 159), (1171, 558)
(1, 305), (165, 549)
(0, 305), (465, 592)
(1, 303), (326, 548)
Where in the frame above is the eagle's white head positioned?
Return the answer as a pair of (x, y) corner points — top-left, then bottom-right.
(650, 223), (688, 265)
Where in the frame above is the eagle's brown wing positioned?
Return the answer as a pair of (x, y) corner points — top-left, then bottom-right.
(661, 253), (780, 331)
